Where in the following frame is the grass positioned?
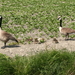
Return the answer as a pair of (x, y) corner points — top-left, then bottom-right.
(0, 50), (75, 75)
(1, 0), (75, 43)
(1, 1), (75, 75)
(1, 0), (75, 74)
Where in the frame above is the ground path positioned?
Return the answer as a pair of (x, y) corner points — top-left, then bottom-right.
(0, 38), (75, 57)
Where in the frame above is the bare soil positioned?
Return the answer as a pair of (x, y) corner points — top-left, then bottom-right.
(0, 37), (75, 57)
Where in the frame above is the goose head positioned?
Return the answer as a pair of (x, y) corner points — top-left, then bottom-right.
(57, 16), (62, 27)
(57, 16), (62, 21)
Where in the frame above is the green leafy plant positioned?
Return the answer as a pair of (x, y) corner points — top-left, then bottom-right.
(1, 0), (75, 43)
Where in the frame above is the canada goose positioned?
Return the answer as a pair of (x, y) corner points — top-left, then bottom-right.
(0, 16), (18, 48)
(58, 16), (75, 40)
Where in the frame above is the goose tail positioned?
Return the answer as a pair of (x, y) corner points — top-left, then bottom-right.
(71, 30), (75, 33)
(10, 36), (18, 43)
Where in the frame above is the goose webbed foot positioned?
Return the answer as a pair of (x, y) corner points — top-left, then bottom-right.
(65, 39), (69, 41)
(1, 42), (7, 49)
(1, 46), (6, 49)
(65, 37), (69, 41)
(65, 34), (69, 41)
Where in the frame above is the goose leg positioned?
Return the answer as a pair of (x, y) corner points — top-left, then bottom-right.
(1, 39), (9, 49)
(1, 42), (7, 49)
(65, 33), (69, 40)
(4, 42), (7, 47)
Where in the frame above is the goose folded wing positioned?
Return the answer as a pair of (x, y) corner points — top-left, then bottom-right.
(61, 28), (75, 33)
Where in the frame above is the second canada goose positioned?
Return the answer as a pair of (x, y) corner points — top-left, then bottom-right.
(0, 16), (18, 48)
(58, 16), (75, 40)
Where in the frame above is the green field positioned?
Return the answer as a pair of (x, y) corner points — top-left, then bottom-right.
(1, 0), (75, 42)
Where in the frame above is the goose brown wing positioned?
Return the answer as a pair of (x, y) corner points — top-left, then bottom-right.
(2, 31), (12, 37)
(61, 28), (75, 33)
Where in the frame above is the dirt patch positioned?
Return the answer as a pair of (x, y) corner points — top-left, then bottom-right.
(0, 37), (75, 57)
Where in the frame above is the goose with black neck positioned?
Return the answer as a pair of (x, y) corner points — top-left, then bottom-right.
(0, 16), (18, 49)
(58, 16), (75, 40)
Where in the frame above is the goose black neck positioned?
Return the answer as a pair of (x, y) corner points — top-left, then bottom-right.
(0, 17), (2, 28)
(60, 19), (62, 27)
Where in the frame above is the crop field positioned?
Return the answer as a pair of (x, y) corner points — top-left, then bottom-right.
(1, 0), (75, 42)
